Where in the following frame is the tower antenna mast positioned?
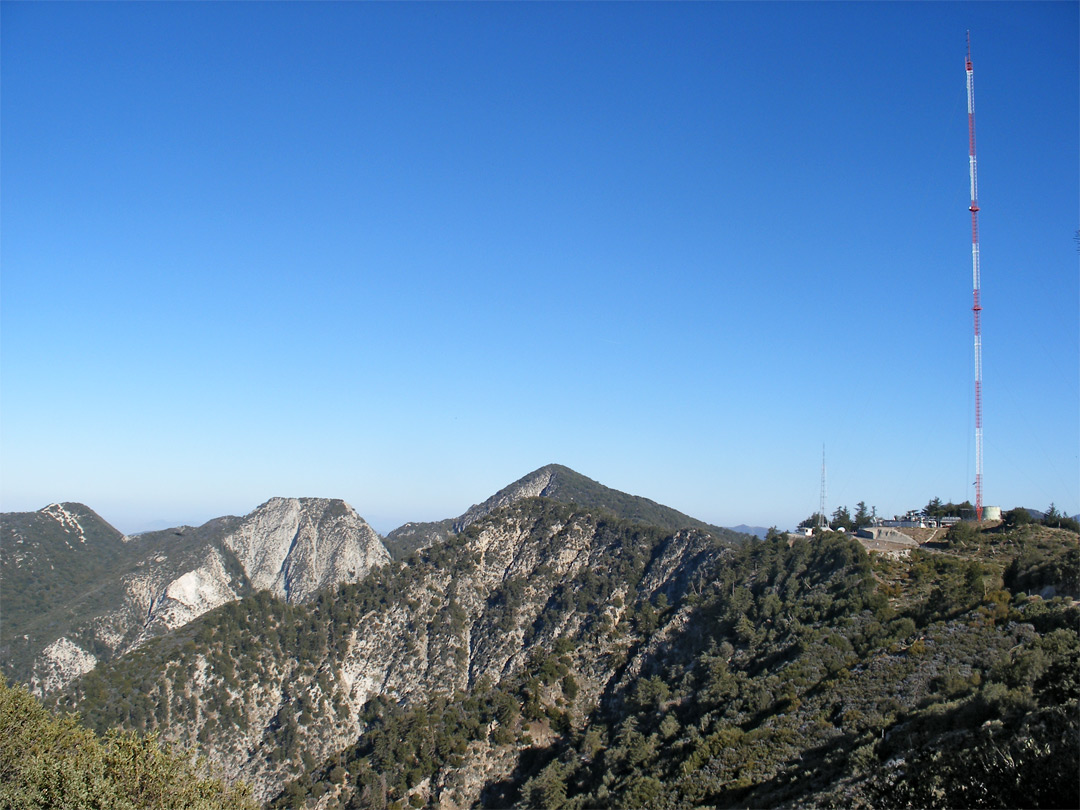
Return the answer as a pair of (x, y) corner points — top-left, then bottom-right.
(966, 32), (984, 521)
(818, 445), (827, 531)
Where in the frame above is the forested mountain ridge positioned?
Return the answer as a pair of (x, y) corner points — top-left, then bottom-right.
(1, 498), (388, 696)
(4, 464), (738, 693)
(2, 502), (138, 686)
(383, 464), (749, 560)
(451, 465), (742, 540)
(506, 522), (1078, 809)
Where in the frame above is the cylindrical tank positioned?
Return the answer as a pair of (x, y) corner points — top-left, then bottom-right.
(983, 505), (1002, 521)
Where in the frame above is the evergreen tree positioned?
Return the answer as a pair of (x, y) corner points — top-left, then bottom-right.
(830, 506), (854, 532)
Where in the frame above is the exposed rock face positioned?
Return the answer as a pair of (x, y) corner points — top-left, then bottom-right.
(223, 497), (389, 602)
(138, 547), (244, 640)
(15, 468), (748, 803)
(29, 637), (98, 695)
(453, 466), (560, 531)
(3, 498), (390, 696)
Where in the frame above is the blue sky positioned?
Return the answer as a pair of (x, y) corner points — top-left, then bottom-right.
(2, 1), (1077, 534)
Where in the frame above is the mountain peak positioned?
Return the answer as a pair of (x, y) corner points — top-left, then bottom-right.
(385, 464), (749, 560)
(453, 464), (745, 543)
(452, 464), (572, 532)
(38, 502), (121, 542)
(225, 496), (388, 602)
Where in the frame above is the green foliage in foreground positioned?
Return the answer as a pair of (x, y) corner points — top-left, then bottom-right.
(0, 677), (256, 810)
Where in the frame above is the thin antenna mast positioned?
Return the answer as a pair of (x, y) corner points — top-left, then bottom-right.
(966, 33), (984, 521)
(818, 445), (827, 531)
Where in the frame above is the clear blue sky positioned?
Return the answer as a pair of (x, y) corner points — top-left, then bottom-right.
(2, 1), (1077, 534)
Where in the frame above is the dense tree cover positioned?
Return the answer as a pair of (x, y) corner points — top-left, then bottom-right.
(382, 519), (455, 561)
(0, 505), (132, 684)
(278, 533), (883, 807)
(55, 498), (721, 805)
(923, 497), (975, 518)
(383, 465), (752, 561)
(1041, 503), (1080, 533)
(270, 677), (547, 810)
(830, 505), (853, 532)
(497, 529), (1079, 810)
(1003, 538), (1080, 600)
(0, 676), (256, 810)
(1002, 506), (1035, 528)
(798, 502), (876, 532)
(263, 505), (710, 809)
(1003, 505), (1079, 534)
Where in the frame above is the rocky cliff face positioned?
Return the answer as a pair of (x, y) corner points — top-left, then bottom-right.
(453, 466), (561, 532)
(3, 498), (389, 696)
(224, 497), (388, 603)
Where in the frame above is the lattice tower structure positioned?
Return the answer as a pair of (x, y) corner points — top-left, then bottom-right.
(966, 33), (984, 521)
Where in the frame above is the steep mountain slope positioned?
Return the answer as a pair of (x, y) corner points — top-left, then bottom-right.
(453, 465), (743, 541)
(55, 498), (731, 803)
(221, 497), (388, 603)
(2, 498), (389, 695)
(2, 502), (134, 660)
(383, 464), (749, 560)
(382, 519), (456, 562)
(0, 502), (236, 693)
(282, 522), (1078, 810)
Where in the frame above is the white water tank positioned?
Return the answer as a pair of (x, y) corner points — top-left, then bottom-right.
(983, 505), (1002, 521)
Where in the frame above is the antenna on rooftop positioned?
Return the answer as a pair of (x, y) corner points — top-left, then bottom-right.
(966, 32), (985, 521)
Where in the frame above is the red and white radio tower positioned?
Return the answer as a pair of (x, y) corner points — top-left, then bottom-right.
(966, 32), (984, 521)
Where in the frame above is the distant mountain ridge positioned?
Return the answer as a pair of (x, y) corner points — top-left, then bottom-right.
(730, 523), (770, 539)
(45, 500), (1080, 808)
(1, 497), (388, 695)
(3, 465), (751, 693)
(384, 463), (751, 559)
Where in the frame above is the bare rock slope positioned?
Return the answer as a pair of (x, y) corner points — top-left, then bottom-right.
(1, 498), (389, 695)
